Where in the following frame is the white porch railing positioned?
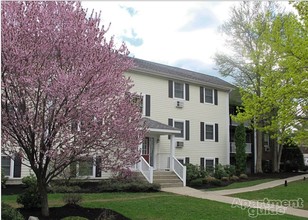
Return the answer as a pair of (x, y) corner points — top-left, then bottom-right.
(171, 156), (186, 186)
(138, 156), (153, 183)
(230, 142), (252, 153)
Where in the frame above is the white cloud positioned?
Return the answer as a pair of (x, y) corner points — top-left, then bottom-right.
(81, 1), (296, 82)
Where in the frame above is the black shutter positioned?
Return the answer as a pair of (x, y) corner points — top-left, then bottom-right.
(13, 154), (21, 178)
(185, 84), (190, 101)
(200, 86), (204, 103)
(95, 156), (102, 177)
(200, 122), (205, 141)
(145, 95), (151, 116)
(215, 123), (219, 142)
(214, 89), (218, 105)
(168, 118), (173, 139)
(168, 80), (173, 98)
(200, 158), (205, 170)
(215, 158), (219, 166)
(185, 120), (190, 140)
(185, 157), (190, 165)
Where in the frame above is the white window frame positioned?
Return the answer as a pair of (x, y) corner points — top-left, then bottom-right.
(140, 94), (146, 116)
(173, 81), (185, 100)
(205, 157), (215, 171)
(1, 155), (14, 178)
(205, 123), (215, 141)
(132, 93), (145, 116)
(204, 88), (214, 104)
(173, 119), (185, 140)
(72, 156), (96, 178)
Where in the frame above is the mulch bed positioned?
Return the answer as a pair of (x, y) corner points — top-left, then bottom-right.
(18, 204), (130, 220)
(3, 172), (305, 219)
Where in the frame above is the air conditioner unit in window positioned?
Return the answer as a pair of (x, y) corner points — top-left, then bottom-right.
(264, 145), (270, 152)
(176, 141), (184, 148)
(176, 101), (184, 108)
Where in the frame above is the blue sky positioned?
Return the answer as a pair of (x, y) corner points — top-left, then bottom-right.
(82, 1), (293, 83)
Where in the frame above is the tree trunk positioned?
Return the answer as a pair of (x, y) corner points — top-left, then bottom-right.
(38, 179), (49, 217)
(256, 130), (263, 173)
(273, 142), (284, 173)
(277, 143), (283, 173)
(272, 141), (279, 172)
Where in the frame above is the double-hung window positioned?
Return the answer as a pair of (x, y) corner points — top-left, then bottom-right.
(1, 156), (11, 176)
(70, 157), (94, 177)
(168, 118), (190, 140)
(168, 80), (190, 101)
(174, 120), (184, 138)
(131, 94), (151, 117)
(200, 87), (218, 105)
(200, 122), (219, 142)
(204, 88), (213, 104)
(174, 82), (184, 99)
(205, 124), (214, 140)
(205, 159), (215, 172)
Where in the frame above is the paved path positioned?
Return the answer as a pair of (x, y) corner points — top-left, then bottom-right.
(162, 174), (308, 218)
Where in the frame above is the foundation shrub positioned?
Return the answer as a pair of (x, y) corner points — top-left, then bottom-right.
(230, 175), (239, 181)
(1, 203), (24, 220)
(202, 176), (216, 184)
(214, 164), (228, 179)
(16, 174), (41, 209)
(189, 178), (203, 187)
(239, 174), (248, 179)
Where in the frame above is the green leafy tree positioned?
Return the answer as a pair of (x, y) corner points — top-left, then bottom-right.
(214, 1), (282, 173)
(235, 124), (247, 175)
(215, 1), (307, 172)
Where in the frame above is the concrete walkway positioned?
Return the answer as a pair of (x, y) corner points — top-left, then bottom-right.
(162, 174), (308, 218)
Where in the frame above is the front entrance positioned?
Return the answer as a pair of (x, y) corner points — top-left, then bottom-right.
(142, 137), (155, 167)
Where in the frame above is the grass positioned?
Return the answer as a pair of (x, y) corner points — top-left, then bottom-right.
(231, 180), (308, 210)
(2, 192), (307, 220)
(205, 178), (275, 191)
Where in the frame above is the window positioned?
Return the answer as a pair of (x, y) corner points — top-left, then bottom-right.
(168, 80), (189, 101)
(1, 156), (11, 176)
(174, 121), (184, 138)
(200, 87), (218, 105)
(204, 88), (213, 104)
(174, 82), (184, 99)
(205, 159), (214, 172)
(132, 94), (144, 113)
(79, 158), (93, 176)
(131, 94), (151, 116)
(70, 157), (94, 177)
(177, 158), (184, 165)
(205, 124), (214, 140)
(168, 119), (190, 140)
(200, 122), (218, 142)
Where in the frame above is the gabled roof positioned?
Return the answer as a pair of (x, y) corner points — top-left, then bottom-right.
(130, 57), (235, 92)
(141, 117), (180, 135)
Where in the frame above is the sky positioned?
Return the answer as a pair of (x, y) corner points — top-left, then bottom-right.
(81, 1), (293, 83)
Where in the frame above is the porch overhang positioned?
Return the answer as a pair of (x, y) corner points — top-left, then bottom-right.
(141, 117), (180, 135)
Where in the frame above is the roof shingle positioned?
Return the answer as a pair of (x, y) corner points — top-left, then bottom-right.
(131, 57), (235, 91)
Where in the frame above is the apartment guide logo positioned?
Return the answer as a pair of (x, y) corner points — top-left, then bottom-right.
(231, 198), (304, 218)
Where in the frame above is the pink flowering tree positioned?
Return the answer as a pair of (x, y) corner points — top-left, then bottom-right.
(1, 2), (147, 216)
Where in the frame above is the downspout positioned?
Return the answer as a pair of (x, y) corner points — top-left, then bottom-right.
(227, 89), (232, 165)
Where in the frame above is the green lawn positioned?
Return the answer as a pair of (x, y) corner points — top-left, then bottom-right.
(205, 178), (275, 191)
(2, 192), (307, 220)
(231, 180), (308, 210)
